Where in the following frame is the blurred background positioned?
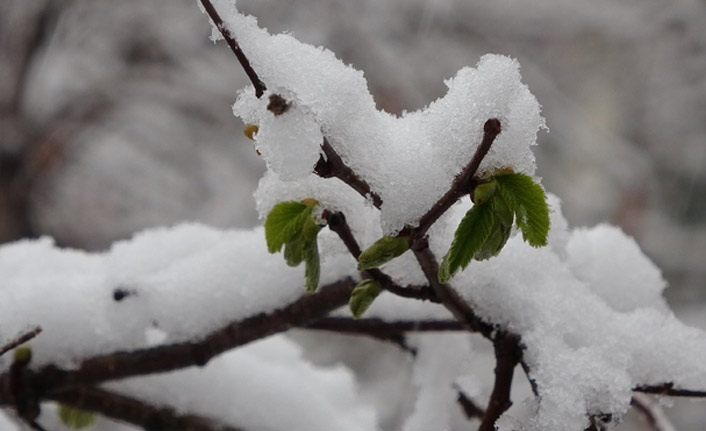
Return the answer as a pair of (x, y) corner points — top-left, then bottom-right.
(1, 0), (705, 428)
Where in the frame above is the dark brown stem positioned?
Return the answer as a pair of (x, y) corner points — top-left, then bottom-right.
(49, 386), (244, 431)
(478, 331), (521, 431)
(315, 139), (383, 208)
(520, 359), (539, 397)
(0, 326), (42, 358)
(0, 279), (355, 405)
(456, 388), (485, 421)
(199, 0), (266, 98)
(634, 383), (706, 397)
(305, 317), (464, 336)
(410, 237), (492, 336)
(326, 211), (438, 302)
(413, 118), (501, 238)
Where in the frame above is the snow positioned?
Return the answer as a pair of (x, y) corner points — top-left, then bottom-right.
(403, 333), (473, 431)
(108, 335), (379, 431)
(221, 0), (543, 234)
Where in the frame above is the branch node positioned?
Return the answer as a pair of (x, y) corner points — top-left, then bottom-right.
(267, 94), (290, 116)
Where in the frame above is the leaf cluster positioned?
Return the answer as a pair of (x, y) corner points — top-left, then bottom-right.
(439, 172), (549, 282)
(265, 200), (322, 292)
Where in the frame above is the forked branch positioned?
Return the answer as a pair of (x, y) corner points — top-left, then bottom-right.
(326, 211), (437, 302)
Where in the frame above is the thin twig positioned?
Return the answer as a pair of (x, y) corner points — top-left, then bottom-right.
(410, 237), (492, 336)
(413, 118), (501, 239)
(326, 211), (438, 302)
(455, 387), (485, 421)
(519, 359), (539, 397)
(199, 0), (266, 98)
(50, 386), (244, 431)
(0, 326), (42, 358)
(631, 393), (676, 431)
(634, 383), (706, 398)
(315, 139), (383, 208)
(304, 317), (464, 335)
(478, 331), (521, 431)
(0, 279), (355, 405)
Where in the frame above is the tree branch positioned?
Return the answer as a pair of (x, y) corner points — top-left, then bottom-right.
(410, 237), (492, 337)
(49, 386), (244, 431)
(413, 118), (501, 238)
(456, 387), (485, 421)
(478, 331), (521, 431)
(326, 211), (438, 302)
(0, 279), (355, 405)
(199, 0), (266, 98)
(304, 317), (464, 336)
(634, 383), (706, 398)
(315, 138), (383, 208)
(0, 327), (42, 358)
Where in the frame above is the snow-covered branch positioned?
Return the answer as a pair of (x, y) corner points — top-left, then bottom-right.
(2, 1), (706, 430)
(0, 278), (355, 405)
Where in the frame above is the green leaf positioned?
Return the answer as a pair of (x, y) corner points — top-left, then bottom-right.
(357, 236), (410, 270)
(283, 236), (307, 266)
(301, 214), (322, 242)
(283, 217), (322, 267)
(439, 201), (497, 283)
(264, 201), (315, 253)
(473, 211), (512, 260)
(495, 173), (550, 247)
(58, 405), (95, 429)
(304, 240), (320, 293)
(349, 279), (382, 319)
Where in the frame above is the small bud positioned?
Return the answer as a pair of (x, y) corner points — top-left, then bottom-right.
(472, 178), (497, 204)
(349, 279), (382, 319)
(300, 198), (318, 208)
(13, 345), (31, 364)
(243, 124), (259, 140)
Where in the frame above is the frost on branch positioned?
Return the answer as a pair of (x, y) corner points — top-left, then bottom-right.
(1, 1), (705, 431)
